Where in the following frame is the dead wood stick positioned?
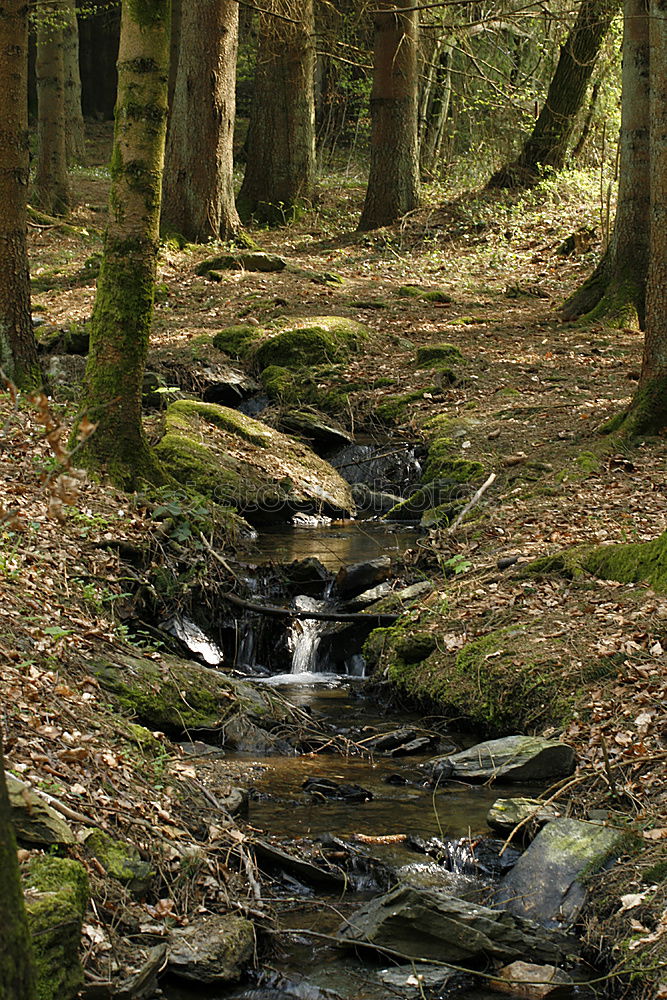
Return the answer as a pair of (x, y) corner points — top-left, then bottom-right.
(198, 532), (241, 582)
(447, 472), (496, 533)
(223, 591), (398, 623)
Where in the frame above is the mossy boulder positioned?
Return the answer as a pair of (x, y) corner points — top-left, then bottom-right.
(525, 531), (667, 594)
(168, 914), (255, 983)
(260, 364), (359, 416)
(195, 252), (285, 276)
(253, 316), (367, 370)
(384, 479), (469, 522)
(84, 829), (154, 896)
(422, 437), (485, 486)
(365, 622), (580, 734)
(415, 344), (464, 367)
(376, 388), (438, 424)
(154, 400), (355, 524)
(212, 326), (261, 360)
(91, 651), (291, 747)
(397, 285), (453, 303)
(24, 856), (89, 1000)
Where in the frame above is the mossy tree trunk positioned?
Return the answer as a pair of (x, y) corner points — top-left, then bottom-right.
(237, 0), (315, 225)
(488, 0), (620, 189)
(620, 0), (667, 434)
(0, 0), (40, 388)
(0, 730), (36, 999)
(34, 0), (71, 215)
(162, 0), (241, 241)
(79, 0), (171, 489)
(63, 0), (85, 165)
(561, 0), (649, 327)
(358, 0), (420, 231)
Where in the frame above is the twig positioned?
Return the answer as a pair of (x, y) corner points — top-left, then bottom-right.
(224, 591), (398, 623)
(446, 472), (496, 534)
(198, 531), (241, 582)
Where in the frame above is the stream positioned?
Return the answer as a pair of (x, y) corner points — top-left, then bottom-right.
(161, 442), (581, 1000)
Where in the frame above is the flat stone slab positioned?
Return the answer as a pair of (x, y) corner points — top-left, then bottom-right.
(338, 884), (564, 965)
(428, 736), (575, 783)
(487, 797), (562, 835)
(6, 775), (75, 845)
(495, 818), (624, 928)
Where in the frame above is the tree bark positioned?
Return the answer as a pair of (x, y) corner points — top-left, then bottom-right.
(0, 0), (40, 388)
(237, 0), (316, 225)
(79, 0), (171, 489)
(34, 1), (71, 214)
(358, 0), (420, 231)
(0, 730), (36, 999)
(561, 0), (649, 327)
(488, 0), (620, 189)
(622, 0), (667, 432)
(162, 0), (241, 242)
(63, 0), (85, 165)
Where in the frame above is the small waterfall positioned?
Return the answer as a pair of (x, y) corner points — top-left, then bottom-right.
(288, 596), (329, 674)
(441, 837), (478, 877)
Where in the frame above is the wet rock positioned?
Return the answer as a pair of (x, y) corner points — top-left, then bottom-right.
(202, 367), (260, 406)
(487, 798), (562, 837)
(168, 913), (255, 983)
(343, 581), (393, 610)
(196, 251), (286, 276)
(334, 556), (391, 598)
(155, 400), (355, 524)
(490, 961), (573, 999)
(84, 829), (154, 896)
(252, 839), (347, 891)
(5, 775), (75, 845)
(350, 483), (404, 515)
(338, 884), (564, 964)
(24, 856), (89, 1000)
(365, 728), (436, 756)
(278, 409), (354, 450)
(220, 787), (250, 818)
(495, 818), (624, 928)
(379, 963), (458, 998)
(427, 736), (575, 784)
(303, 777), (373, 802)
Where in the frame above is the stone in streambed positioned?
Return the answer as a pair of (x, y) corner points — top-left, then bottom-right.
(495, 818), (625, 928)
(168, 913), (255, 983)
(427, 736), (575, 784)
(337, 884), (564, 964)
(334, 556), (391, 597)
(487, 797), (562, 837)
(490, 961), (573, 999)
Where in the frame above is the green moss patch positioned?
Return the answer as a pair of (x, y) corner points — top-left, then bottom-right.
(154, 400), (355, 523)
(260, 364), (357, 416)
(212, 326), (261, 359)
(415, 344), (464, 367)
(397, 284), (453, 303)
(24, 857), (89, 1000)
(253, 315), (368, 370)
(84, 829), (154, 895)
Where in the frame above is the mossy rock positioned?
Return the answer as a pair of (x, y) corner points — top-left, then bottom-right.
(260, 364), (355, 416)
(212, 325), (261, 360)
(253, 315), (368, 370)
(90, 651), (287, 742)
(384, 479), (469, 522)
(527, 531), (667, 594)
(375, 388), (438, 424)
(24, 856), (89, 1000)
(154, 400), (355, 524)
(397, 285), (453, 303)
(195, 252), (286, 276)
(84, 829), (154, 896)
(366, 623), (578, 734)
(415, 344), (464, 367)
(422, 436), (485, 486)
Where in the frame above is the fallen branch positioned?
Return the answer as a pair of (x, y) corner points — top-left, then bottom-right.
(224, 591), (399, 624)
(9, 773), (94, 826)
(447, 472), (497, 534)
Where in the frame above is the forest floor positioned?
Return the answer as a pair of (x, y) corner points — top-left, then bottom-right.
(1, 124), (665, 997)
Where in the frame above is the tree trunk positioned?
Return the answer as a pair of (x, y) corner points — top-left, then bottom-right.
(63, 0), (85, 165)
(237, 0), (316, 225)
(561, 0), (649, 327)
(34, 1), (71, 214)
(488, 0), (620, 189)
(419, 40), (453, 179)
(0, 0), (40, 388)
(78, 4), (120, 120)
(79, 0), (170, 489)
(358, 0), (420, 231)
(162, 0), (241, 241)
(622, 0), (667, 433)
(0, 730), (36, 999)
